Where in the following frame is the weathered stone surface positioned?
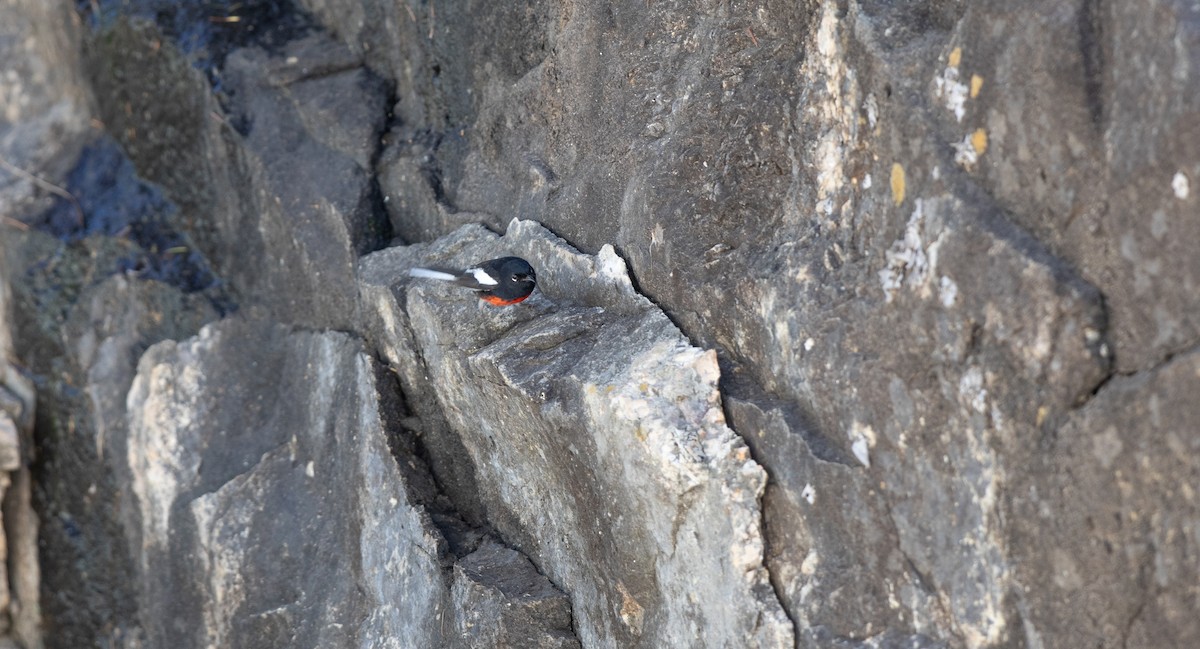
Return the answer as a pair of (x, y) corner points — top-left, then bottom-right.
(0, 0), (92, 219)
(0, 253), (42, 649)
(724, 392), (908, 645)
(118, 318), (581, 649)
(319, 0), (1200, 645)
(10, 265), (218, 647)
(124, 320), (447, 648)
(360, 219), (792, 648)
(1007, 348), (1200, 647)
(0, 4), (91, 645)
(2, 0), (1199, 647)
(0, 414), (20, 474)
(952, 1), (1200, 374)
(451, 540), (580, 649)
(85, 20), (389, 331)
(0, 379), (30, 645)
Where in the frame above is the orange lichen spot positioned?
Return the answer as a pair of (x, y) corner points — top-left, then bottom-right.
(634, 425), (647, 442)
(948, 46), (962, 68)
(971, 128), (988, 155)
(890, 163), (906, 206)
(970, 74), (984, 98)
(617, 581), (646, 634)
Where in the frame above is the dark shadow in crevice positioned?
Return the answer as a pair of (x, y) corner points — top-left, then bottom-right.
(370, 358), (487, 560)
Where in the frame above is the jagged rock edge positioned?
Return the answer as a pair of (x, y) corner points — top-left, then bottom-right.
(384, 219), (795, 643)
(369, 275), (585, 644)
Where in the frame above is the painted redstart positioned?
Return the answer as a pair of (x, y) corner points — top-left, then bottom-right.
(408, 256), (537, 306)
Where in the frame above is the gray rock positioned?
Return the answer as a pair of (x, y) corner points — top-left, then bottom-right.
(85, 20), (389, 331)
(377, 151), (457, 243)
(120, 318), (581, 649)
(451, 541), (579, 649)
(319, 0), (1200, 644)
(0, 252), (41, 649)
(1007, 348), (1200, 647)
(0, 0), (92, 219)
(2, 0), (1199, 647)
(0, 369), (37, 649)
(951, 1), (1200, 375)
(6, 263), (218, 647)
(124, 320), (449, 648)
(360, 219), (793, 648)
(0, 413), (20, 473)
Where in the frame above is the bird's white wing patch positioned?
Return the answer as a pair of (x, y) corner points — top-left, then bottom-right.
(467, 267), (499, 285)
(409, 267), (458, 281)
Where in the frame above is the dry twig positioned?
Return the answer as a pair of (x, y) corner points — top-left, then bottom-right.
(0, 154), (84, 227)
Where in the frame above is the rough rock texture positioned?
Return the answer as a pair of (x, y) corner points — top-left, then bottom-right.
(0, 356), (40, 649)
(1, 0), (1198, 648)
(82, 20), (389, 331)
(360, 219), (791, 647)
(0, 0), (92, 220)
(124, 320), (447, 649)
(1007, 348), (1200, 646)
(451, 540), (578, 649)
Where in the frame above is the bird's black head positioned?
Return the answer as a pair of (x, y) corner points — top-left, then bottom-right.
(495, 257), (536, 287)
(474, 256), (538, 305)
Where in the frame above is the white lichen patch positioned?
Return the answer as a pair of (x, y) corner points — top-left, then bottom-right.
(847, 420), (875, 468)
(863, 92), (878, 130)
(958, 366), (988, 414)
(953, 133), (979, 169)
(801, 550), (820, 576)
(880, 199), (945, 302)
(953, 129), (988, 171)
(1092, 426), (1124, 469)
(1172, 171), (1189, 199)
(934, 59), (969, 122)
(939, 275), (958, 307)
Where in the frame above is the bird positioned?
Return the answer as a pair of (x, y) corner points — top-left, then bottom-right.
(408, 256), (537, 306)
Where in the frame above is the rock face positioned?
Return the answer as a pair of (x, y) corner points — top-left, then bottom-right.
(360, 219), (791, 647)
(1, 1), (1198, 648)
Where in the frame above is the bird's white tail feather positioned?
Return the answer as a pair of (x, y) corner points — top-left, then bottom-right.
(408, 267), (458, 282)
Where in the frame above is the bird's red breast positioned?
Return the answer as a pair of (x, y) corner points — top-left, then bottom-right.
(481, 293), (531, 306)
